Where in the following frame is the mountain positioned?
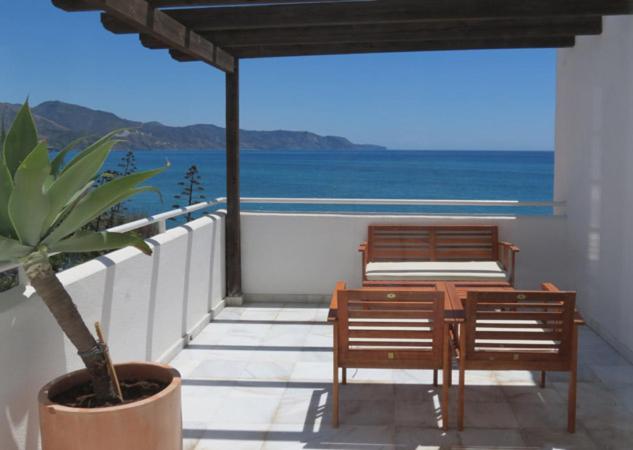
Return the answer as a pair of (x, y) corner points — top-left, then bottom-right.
(0, 101), (386, 151)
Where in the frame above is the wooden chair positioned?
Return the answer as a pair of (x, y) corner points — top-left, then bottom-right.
(456, 285), (580, 432)
(330, 282), (449, 429)
(359, 225), (520, 286)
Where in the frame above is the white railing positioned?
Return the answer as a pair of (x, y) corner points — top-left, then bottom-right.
(0, 200), (222, 280)
(0, 197), (565, 279)
(233, 197), (565, 208)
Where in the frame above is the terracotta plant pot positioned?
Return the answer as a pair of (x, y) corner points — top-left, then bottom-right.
(38, 362), (182, 450)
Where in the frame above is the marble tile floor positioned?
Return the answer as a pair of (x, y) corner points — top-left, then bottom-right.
(170, 303), (633, 450)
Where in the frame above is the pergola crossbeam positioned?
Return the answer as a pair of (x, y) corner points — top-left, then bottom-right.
(227, 36), (577, 58)
(52, 0), (235, 71)
(201, 17), (601, 47)
(165, 0), (632, 31)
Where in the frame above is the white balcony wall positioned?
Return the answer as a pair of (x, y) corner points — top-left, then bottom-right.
(0, 213), (225, 450)
(241, 212), (569, 301)
(556, 15), (633, 361)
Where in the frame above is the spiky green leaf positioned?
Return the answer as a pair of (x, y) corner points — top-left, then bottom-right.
(50, 135), (89, 176)
(8, 141), (51, 246)
(61, 129), (126, 176)
(49, 230), (152, 256)
(0, 156), (13, 237)
(44, 167), (166, 245)
(3, 102), (38, 176)
(0, 235), (33, 263)
(43, 139), (115, 231)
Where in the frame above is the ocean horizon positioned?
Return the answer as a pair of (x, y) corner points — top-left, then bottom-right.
(98, 149), (554, 217)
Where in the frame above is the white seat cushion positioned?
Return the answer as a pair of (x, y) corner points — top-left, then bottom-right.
(365, 261), (507, 281)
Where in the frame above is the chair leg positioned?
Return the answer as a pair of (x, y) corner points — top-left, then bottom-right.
(442, 324), (450, 430)
(342, 368), (347, 385)
(458, 329), (466, 431)
(540, 371), (546, 388)
(433, 369), (438, 387)
(333, 363), (339, 428)
(333, 325), (340, 428)
(568, 325), (578, 433)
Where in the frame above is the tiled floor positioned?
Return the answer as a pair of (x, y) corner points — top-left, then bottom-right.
(170, 303), (633, 450)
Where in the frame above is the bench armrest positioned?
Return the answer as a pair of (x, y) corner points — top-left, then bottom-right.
(358, 241), (368, 282)
(500, 241), (520, 252)
(328, 280), (347, 322)
(499, 241), (520, 286)
(541, 282), (585, 325)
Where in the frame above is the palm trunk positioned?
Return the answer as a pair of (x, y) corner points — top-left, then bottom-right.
(23, 253), (120, 403)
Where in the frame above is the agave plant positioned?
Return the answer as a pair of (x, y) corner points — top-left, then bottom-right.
(0, 102), (165, 403)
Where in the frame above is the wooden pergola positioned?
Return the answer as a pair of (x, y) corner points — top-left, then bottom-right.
(52, 0), (633, 299)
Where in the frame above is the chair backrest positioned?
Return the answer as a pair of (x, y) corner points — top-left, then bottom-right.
(336, 288), (445, 369)
(367, 225), (499, 262)
(463, 290), (576, 368)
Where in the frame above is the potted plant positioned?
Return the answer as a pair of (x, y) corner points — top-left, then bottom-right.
(0, 102), (181, 450)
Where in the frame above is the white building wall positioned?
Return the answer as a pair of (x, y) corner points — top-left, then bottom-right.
(556, 16), (633, 361)
(0, 213), (225, 450)
(241, 212), (570, 301)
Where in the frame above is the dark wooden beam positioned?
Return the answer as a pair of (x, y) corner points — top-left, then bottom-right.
(140, 34), (167, 49)
(149, 0), (351, 6)
(228, 36), (576, 58)
(55, 0), (361, 8)
(169, 49), (198, 61)
(52, 0), (235, 71)
(101, 13), (137, 34)
(166, 0), (632, 31)
(225, 59), (242, 299)
(201, 16), (601, 47)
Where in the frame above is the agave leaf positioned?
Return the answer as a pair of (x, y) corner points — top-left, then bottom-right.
(0, 156), (13, 237)
(43, 139), (115, 230)
(44, 166), (166, 245)
(0, 233), (33, 263)
(8, 141), (51, 246)
(49, 230), (152, 256)
(50, 135), (90, 176)
(43, 180), (94, 235)
(60, 129), (126, 176)
(3, 102), (38, 176)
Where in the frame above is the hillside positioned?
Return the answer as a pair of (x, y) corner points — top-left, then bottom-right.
(0, 101), (385, 151)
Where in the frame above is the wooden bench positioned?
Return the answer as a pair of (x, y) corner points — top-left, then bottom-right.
(359, 225), (520, 286)
(456, 284), (582, 432)
(329, 281), (449, 429)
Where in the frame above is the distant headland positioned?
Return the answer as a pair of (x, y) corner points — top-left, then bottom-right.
(0, 100), (386, 151)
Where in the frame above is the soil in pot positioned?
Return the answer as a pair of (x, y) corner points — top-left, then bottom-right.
(52, 379), (168, 408)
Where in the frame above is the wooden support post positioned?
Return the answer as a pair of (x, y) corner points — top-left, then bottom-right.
(225, 58), (242, 302)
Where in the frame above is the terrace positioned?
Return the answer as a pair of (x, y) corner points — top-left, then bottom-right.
(2, 1), (633, 449)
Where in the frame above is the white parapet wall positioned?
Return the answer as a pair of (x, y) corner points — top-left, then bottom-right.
(0, 213), (225, 450)
(241, 212), (570, 301)
(556, 15), (633, 362)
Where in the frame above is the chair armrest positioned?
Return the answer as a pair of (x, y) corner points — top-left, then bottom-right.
(328, 281), (347, 322)
(542, 282), (585, 325)
(541, 282), (560, 292)
(358, 242), (367, 253)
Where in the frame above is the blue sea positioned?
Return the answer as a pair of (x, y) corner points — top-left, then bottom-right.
(100, 149), (554, 217)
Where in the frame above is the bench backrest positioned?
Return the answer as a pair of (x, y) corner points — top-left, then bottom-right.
(463, 290), (576, 368)
(336, 288), (444, 369)
(367, 225), (499, 263)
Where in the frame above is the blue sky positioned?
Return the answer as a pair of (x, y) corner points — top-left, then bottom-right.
(0, 1), (557, 150)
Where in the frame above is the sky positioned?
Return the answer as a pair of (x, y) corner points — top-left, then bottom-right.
(0, 1), (557, 150)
